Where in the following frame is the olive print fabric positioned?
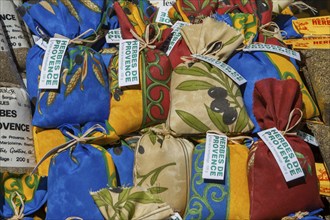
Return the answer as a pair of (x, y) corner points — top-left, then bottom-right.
(248, 78), (323, 219)
(20, 0), (110, 128)
(134, 124), (194, 216)
(168, 17), (254, 135)
(90, 186), (174, 220)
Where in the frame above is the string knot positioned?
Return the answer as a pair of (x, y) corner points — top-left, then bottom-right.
(8, 191), (24, 220)
(280, 108), (303, 136)
(130, 24), (160, 51)
(31, 124), (107, 174)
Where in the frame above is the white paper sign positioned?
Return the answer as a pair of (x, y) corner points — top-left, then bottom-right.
(297, 131), (319, 146)
(202, 133), (227, 180)
(118, 39), (140, 87)
(192, 54), (247, 86)
(106, 28), (122, 44)
(155, 7), (172, 26)
(0, 87), (36, 168)
(243, 43), (301, 61)
(0, 0), (30, 49)
(0, 27), (10, 51)
(166, 21), (190, 56)
(258, 127), (305, 182)
(39, 38), (69, 89)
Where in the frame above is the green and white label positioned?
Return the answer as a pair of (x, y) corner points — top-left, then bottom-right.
(297, 130), (319, 146)
(118, 39), (140, 87)
(106, 28), (122, 44)
(155, 7), (172, 26)
(202, 133), (227, 180)
(258, 127), (305, 182)
(39, 38), (69, 89)
(192, 54), (247, 86)
(166, 21), (190, 56)
(243, 43), (301, 61)
(169, 212), (183, 220)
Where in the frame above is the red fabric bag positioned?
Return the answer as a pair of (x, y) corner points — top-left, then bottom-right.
(248, 78), (323, 219)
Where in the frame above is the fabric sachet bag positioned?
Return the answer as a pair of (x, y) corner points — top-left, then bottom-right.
(184, 138), (250, 220)
(134, 124), (194, 215)
(44, 123), (117, 220)
(168, 18), (254, 135)
(227, 50), (318, 133)
(108, 140), (135, 187)
(103, 1), (172, 142)
(248, 78), (323, 219)
(20, 0), (110, 128)
(168, 0), (218, 24)
(90, 186), (174, 220)
(0, 172), (47, 219)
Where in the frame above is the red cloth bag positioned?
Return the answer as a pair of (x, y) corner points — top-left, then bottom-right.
(248, 78), (323, 219)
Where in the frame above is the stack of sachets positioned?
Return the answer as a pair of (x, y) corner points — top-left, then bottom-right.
(1, 0), (328, 219)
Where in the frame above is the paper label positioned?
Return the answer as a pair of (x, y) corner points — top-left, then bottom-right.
(33, 35), (48, 50)
(192, 54), (247, 86)
(0, 27), (10, 51)
(166, 21), (190, 56)
(293, 16), (330, 36)
(202, 133), (227, 181)
(243, 43), (301, 60)
(169, 213), (183, 220)
(0, 0), (30, 49)
(0, 87), (36, 168)
(284, 36), (330, 49)
(297, 131), (319, 146)
(258, 127), (305, 182)
(106, 28), (122, 44)
(39, 38), (69, 89)
(155, 7), (172, 26)
(150, 0), (174, 7)
(118, 39), (140, 87)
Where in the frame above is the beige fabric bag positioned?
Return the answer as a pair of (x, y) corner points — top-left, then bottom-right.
(134, 124), (194, 215)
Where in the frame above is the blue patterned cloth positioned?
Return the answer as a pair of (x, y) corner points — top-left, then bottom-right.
(46, 123), (117, 220)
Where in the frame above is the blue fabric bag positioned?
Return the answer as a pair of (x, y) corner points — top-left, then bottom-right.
(108, 140), (135, 187)
(46, 123), (117, 219)
(19, 0), (111, 128)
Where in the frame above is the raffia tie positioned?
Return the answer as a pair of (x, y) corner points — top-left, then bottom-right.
(206, 130), (254, 148)
(280, 108), (303, 136)
(291, 1), (318, 15)
(130, 24), (160, 52)
(259, 21), (285, 41)
(8, 191), (24, 220)
(180, 40), (224, 63)
(148, 124), (177, 137)
(281, 211), (309, 220)
(53, 29), (100, 45)
(31, 124), (107, 174)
